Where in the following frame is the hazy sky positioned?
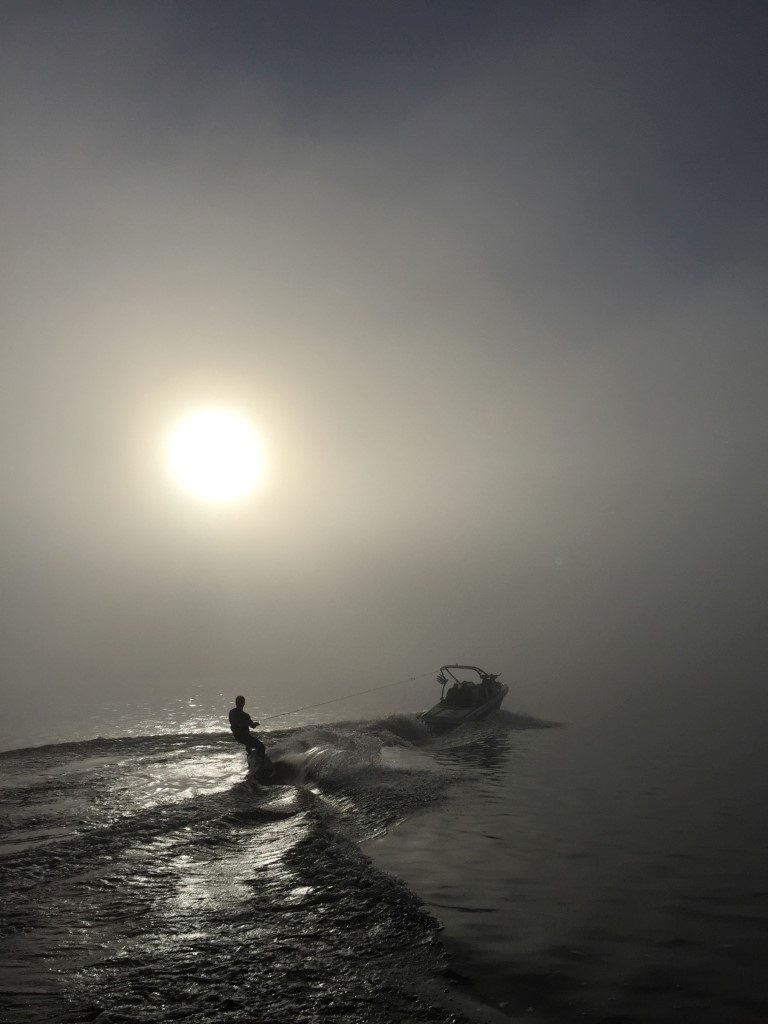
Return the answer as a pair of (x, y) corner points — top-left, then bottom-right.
(2, 1), (767, 740)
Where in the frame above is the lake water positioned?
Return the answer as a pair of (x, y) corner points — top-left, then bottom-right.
(371, 714), (768, 1022)
(1, 700), (766, 1023)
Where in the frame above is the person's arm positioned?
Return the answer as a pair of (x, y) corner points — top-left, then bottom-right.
(248, 714), (260, 728)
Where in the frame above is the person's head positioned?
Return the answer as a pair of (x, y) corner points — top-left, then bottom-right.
(235, 695), (245, 708)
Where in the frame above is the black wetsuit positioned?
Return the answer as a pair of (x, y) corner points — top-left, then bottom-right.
(229, 707), (266, 757)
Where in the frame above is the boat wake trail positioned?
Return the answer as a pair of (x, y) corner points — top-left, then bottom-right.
(0, 712), (554, 1024)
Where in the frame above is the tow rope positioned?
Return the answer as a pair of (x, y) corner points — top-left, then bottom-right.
(259, 670), (435, 722)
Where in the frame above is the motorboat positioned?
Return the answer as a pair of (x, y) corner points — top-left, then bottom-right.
(420, 664), (508, 732)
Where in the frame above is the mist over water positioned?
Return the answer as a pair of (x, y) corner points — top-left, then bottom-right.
(2, 1), (767, 752)
(2, 3), (767, 1019)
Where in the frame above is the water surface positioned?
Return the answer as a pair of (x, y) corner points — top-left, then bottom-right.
(2, 708), (766, 1023)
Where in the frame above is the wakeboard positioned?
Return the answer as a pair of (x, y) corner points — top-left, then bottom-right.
(247, 749), (277, 783)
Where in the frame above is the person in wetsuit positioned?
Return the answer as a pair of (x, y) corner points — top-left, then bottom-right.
(228, 696), (266, 758)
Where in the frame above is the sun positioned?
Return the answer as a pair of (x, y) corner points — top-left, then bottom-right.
(167, 408), (265, 502)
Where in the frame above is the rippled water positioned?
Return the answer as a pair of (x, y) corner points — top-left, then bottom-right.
(370, 716), (768, 1023)
(0, 716), (496, 1024)
(2, 710), (767, 1023)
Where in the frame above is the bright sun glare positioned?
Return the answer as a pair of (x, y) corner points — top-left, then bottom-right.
(167, 408), (265, 503)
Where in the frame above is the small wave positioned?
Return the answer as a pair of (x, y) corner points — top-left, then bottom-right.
(495, 709), (564, 729)
(373, 713), (435, 746)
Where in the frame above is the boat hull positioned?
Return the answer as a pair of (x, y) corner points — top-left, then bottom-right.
(420, 683), (509, 733)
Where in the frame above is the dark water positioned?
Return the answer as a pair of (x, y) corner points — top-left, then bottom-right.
(370, 713), (768, 1024)
(1, 711), (767, 1024)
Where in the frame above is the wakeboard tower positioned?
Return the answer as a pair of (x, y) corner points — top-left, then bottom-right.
(419, 664), (508, 732)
